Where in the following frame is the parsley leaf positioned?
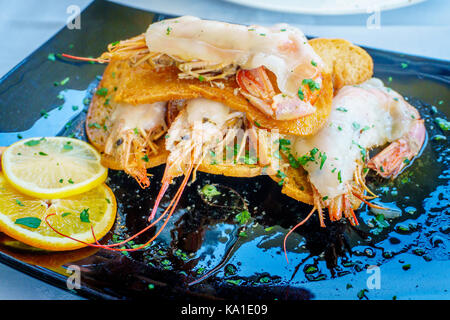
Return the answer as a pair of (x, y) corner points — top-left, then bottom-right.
(15, 217), (41, 229)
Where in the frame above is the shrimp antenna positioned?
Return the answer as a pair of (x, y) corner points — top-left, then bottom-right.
(61, 53), (109, 64)
(283, 206), (316, 264)
(44, 160), (195, 252)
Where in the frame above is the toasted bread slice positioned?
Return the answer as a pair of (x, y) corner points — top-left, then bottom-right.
(198, 163), (262, 178)
(114, 61), (333, 137)
(87, 59), (265, 178)
(309, 38), (373, 91)
(86, 59), (168, 171)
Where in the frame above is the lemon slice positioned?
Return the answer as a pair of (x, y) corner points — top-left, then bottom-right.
(0, 173), (116, 251)
(1, 137), (108, 199)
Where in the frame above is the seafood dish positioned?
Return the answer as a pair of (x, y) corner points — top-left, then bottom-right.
(81, 17), (425, 250)
(1, 3), (448, 300)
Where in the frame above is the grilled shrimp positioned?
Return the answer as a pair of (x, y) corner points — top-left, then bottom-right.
(288, 78), (426, 227)
(148, 98), (247, 221)
(103, 102), (167, 188)
(96, 16), (325, 121)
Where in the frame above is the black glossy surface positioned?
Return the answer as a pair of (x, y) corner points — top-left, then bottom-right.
(0, 0), (449, 300)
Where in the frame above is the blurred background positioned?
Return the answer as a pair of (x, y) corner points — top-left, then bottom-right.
(0, 0), (449, 78)
(0, 0), (448, 300)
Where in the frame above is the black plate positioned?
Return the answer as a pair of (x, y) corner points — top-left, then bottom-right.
(0, 0), (449, 300)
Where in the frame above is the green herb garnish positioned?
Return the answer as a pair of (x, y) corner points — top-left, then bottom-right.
(302, 78), (320, 92)
(96, 88), (108, 96)
(15, 217), (41, 229)
(88, 122), (102, 129)
(298, 87), (304, 100)
(235, 210), (251, 225)
(200, 184), (221, 198)
(80, 208), (90, 223)
(24, 139), (41, 147)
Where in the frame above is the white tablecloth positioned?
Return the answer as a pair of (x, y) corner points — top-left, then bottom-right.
(0, 0), (448, 300)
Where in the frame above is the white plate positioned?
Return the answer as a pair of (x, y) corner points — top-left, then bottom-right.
(223, 0), (427, 15)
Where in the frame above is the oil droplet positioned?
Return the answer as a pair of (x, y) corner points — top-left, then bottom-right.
(364, 248), (376, 258)
(404, 206), (417, 215)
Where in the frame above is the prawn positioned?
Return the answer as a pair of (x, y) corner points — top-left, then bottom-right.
(284, 78), (426, 232)
(148, 98), (248, 221)
(69, 16), (326, 121)
(102, 102), (168, 188)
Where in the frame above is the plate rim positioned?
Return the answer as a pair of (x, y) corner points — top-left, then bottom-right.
(222, 0), (427, 15)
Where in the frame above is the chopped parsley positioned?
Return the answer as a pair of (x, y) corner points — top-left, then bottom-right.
(276, 170), (287, 186)
(96, 88), (108, 96)
(240, 151), (258, 165)
(435, 117), (450, 131)
(15, 199), (25, 207)
(141, 154), (149, 162)
(288, 153), (300, 168)
(40, 109), (49, 119)
(200, 184), (221, 198)
(15, 217), (41, 229)
(319, 152), (327, 170)
(88, 122), (102, 129)
(336, 107), (348, 112)
(60, 77), (70, 86)
(311, 60), (317, 67)
(166, 27), (172, 35)
(302, 78), (320, 92)
(24, 139), (42, 147)
(63, 142), (73, 151)
(298, 87), (305, 100)
(235, 210), (251, 225)
(80, 208), (90, 223)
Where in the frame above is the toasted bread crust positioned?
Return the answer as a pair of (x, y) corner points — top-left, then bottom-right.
(198, 163), (262, 178)
(86, 59), (168, 171)
(309, 38), (373, 91)
(113, 62), (333, 137)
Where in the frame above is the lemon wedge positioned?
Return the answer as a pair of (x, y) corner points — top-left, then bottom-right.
(0, 173), (116, 251)
(1, 137), (107, 199)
